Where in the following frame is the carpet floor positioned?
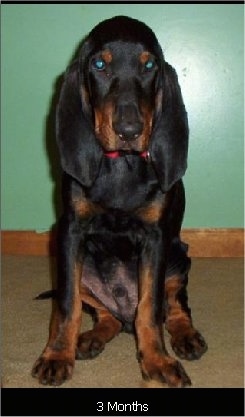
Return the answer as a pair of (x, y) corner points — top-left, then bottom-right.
(2, 255), (244, 388)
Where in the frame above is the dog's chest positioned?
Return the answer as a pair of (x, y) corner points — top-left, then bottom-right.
(87, 155), (159, 210)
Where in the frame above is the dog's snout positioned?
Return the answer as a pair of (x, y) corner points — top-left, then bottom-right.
(113, 104), (143, 141)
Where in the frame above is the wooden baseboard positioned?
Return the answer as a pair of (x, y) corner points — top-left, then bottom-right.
(181, 229), (243, 257)
(1, 229), (244, 257)
(1, 230), (55, 256)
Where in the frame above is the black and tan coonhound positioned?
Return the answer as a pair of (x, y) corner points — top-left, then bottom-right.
(32, 16), (207, 387)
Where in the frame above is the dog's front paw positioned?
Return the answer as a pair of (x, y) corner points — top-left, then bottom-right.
(32, 356), (74, 386)
(139, 354), (191, 388)
(171, 329), (208, 360)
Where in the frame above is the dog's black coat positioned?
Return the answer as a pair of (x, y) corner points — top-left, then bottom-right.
(32, 16), (207, 388)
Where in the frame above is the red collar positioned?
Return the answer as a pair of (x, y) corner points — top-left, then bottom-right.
(104, 150), (149, 159)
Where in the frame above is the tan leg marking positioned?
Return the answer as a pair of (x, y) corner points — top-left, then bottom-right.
(32, 263), (82, 385)
(165, 275), (207, 360)
(136, 266), (191, 387)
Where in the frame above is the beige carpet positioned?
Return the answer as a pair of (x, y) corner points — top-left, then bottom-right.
(2, 255), (244, 388)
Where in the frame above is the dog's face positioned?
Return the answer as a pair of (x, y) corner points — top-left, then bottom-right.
(87, 41), (160, 152)
(57, 16), (188, 191)
(79, 17), (164, 153)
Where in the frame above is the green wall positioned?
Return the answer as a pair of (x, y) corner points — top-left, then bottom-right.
(1, 4), (244, 231)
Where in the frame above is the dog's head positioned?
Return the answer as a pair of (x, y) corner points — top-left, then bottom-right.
(57, 16), (188, 191)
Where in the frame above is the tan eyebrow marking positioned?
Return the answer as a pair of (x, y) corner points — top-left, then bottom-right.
(139, 51), (151, 64)
(101, 50), (113, 64)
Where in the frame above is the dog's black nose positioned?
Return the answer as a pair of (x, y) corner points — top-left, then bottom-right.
(113, 104), (143, 141)
(117, 123), (143, 141)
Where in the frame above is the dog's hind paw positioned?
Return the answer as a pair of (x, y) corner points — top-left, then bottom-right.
(75, 332), (105, 360)
(171, 329), (208, 360)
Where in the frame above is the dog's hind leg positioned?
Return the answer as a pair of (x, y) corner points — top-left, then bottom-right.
(76, 285), (122, 360)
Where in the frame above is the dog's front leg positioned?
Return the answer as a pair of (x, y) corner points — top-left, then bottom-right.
(32, 210), (84, 386)
(135, 227), (191, 388)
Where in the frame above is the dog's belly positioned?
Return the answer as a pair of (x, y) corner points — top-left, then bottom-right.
(81, 207), (190, 325)
(82, 255), (138, 324)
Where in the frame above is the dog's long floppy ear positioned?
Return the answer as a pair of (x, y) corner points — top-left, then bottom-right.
(150, 62), (189, 192)
(56, 59), (103, 187)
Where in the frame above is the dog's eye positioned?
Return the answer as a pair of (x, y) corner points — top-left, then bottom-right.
(93, 59), (106, 71)
(144, 60), (155, 71)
